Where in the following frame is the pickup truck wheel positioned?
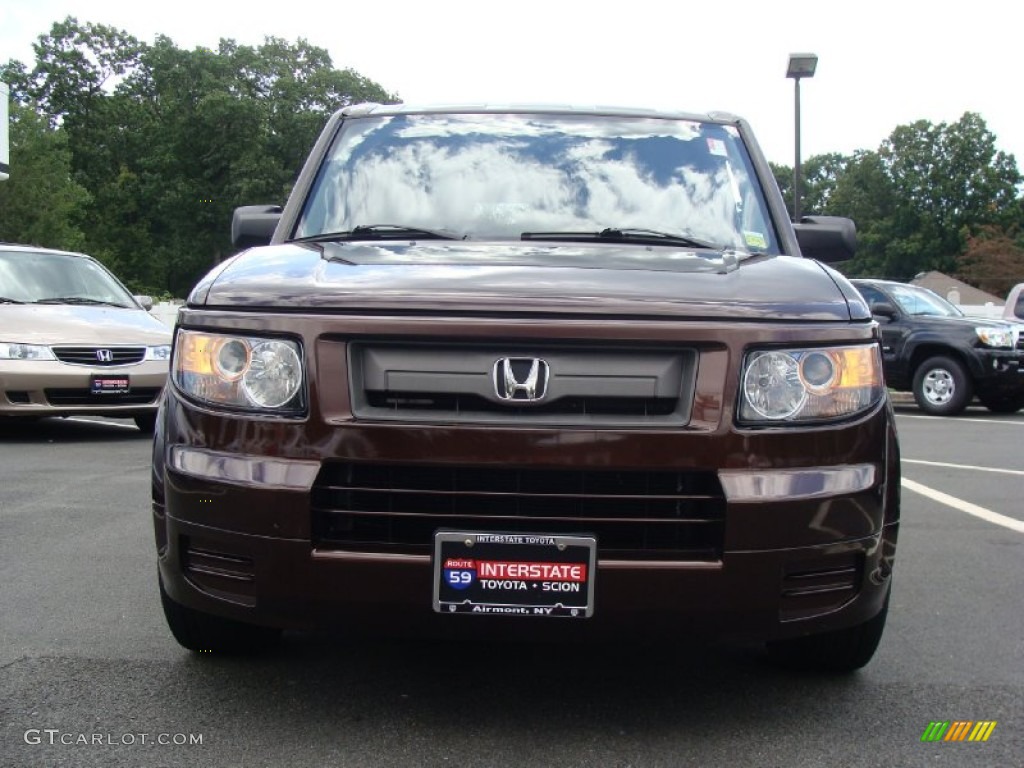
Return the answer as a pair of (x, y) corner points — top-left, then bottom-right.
(159, 575), (281, 654)
(766, 590), (889, 674)
(978, 392), (1024, 414)
(912, 356), (972, 415)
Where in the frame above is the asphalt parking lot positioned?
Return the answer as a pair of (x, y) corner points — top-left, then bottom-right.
(1, 405), (1021, 767)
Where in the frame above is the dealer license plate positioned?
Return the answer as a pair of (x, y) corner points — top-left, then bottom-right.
(90, 375), (130, 395)
(433, 531), (596, 618)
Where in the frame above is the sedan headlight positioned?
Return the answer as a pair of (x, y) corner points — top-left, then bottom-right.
(739, 345), (884, 424)
(975, 326), (1014, 349)
(144, 345), (172, 361)
(173, 330), (304, 412)
(0, 343), (56, 361)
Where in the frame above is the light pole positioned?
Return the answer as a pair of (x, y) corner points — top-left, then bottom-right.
(786, 53), (818, 223)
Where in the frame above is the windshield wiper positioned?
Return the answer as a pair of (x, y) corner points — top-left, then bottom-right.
(520, 228), (718, 249)
(34, 297), (131, 308)
(0, 296), (25, 304)
(293, 224), (466, 243)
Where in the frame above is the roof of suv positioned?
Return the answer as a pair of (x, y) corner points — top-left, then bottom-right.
(338, 101), (743, 125)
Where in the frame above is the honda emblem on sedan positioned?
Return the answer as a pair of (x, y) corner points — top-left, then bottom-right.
(493, 358), (549, 402)
(96, 349), (114, 363)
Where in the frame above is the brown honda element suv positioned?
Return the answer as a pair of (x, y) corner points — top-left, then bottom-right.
(152, 104), (899, 672)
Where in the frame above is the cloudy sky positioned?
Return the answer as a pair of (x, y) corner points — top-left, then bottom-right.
(3, 0), (1020, 168)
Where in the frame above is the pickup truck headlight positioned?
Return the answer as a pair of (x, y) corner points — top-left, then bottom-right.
(975, 326), (1014, 349)
(0, 343), (56, 360)
(172, 330), (304, 412)
(739, 345), (884, 423)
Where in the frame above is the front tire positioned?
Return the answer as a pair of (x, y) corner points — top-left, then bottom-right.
(134, 413), (157, 433)
(159, 575), (281, 654)
(912, 355), (972, 415)
(767, 590), (890, 674)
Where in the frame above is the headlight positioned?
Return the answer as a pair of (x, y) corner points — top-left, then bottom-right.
(0, 343), (56, 361)
(975, 326), (1014, 349)
(739, 345), (884, 424)
(172, 330), (304, 413)
(144, 345), (172, 361)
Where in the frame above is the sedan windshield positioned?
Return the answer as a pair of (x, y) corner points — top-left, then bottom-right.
(0, 250), (136, 307)
(296, 112), (780, 256)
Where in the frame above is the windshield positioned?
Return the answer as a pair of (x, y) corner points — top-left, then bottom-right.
(887, 283), (963, 317)
(0, 250), (136, 306)
(295, 112), (780, 256)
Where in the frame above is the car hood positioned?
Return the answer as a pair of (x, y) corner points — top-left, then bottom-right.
(1, 305), (173, 346)
(194, 242), (859, 321)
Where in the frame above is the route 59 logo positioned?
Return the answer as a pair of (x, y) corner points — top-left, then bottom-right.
(443, 558), (476, 590)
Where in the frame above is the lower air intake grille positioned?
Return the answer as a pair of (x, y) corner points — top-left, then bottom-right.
(312, 463), (725, 561)
(44, 388), (161, 406)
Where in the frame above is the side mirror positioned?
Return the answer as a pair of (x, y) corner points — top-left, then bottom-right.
(232, 205), (283, 250)
(870, 301), (898, 320)
(793, 216), (856, 263)
(134, 295), (154, 311)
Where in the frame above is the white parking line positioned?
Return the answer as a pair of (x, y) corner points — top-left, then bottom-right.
(902, 477), (1024, 534)
(903, 459), (1024, 477)
(897, 413), (1024, 426)
(64, 417), (138, 431)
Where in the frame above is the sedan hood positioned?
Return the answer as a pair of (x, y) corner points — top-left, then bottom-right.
(1, 305), (173, 346)
(195, 242), (857, 322)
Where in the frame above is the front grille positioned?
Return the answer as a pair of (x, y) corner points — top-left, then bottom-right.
(366, 392), (679, 418)
(312, 463), (725, 560)
(350, 342), (697, 426)
(52, 346), (146, 366)
(44, 387), (161, 406)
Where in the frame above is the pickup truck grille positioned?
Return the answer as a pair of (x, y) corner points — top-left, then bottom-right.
(312, 463), (725, 560)
(349, 342), (697, 426)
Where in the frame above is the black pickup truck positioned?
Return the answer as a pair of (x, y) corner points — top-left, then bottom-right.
(852, 278), (1024, 415)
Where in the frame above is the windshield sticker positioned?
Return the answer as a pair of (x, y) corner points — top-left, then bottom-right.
(707, 138), (728, 157)
(743, 231), (768, 250)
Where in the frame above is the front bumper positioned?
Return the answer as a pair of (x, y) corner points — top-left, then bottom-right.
(154, 397), (900, 643)
(975, 348), (1024, 395)
(0, 360), (167, 417)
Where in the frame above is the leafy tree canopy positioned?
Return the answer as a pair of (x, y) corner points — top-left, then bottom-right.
(1, 17), (397, 296)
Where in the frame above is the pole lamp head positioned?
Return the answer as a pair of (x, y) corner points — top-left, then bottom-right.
(787, 53), (818, 80)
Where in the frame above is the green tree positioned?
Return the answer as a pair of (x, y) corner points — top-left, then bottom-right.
(955, 224), (1024, 297)
(6, 17), (397, 296)
(0, 104), (90, 249)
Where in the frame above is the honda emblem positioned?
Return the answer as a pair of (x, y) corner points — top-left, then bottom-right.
(493, 358), (549, 402)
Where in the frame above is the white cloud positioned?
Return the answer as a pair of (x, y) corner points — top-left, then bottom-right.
(3, 0), (1021, 168)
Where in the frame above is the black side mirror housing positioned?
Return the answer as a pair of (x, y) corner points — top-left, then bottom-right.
(232, 205), (283, 250)
(793, 216), (857, 263)
(870, 301), (899, 320)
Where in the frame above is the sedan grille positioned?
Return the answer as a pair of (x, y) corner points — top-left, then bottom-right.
(312, 463), (725, 561)
(51, 346), (147, 366)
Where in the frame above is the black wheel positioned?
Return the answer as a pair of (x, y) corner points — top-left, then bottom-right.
(912, 355), (972, 415)
(978, 391), (1024, 414)
(159, 575), (281, 654)
(767, 590), (890, 674)
(134, 413), (157, 433)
